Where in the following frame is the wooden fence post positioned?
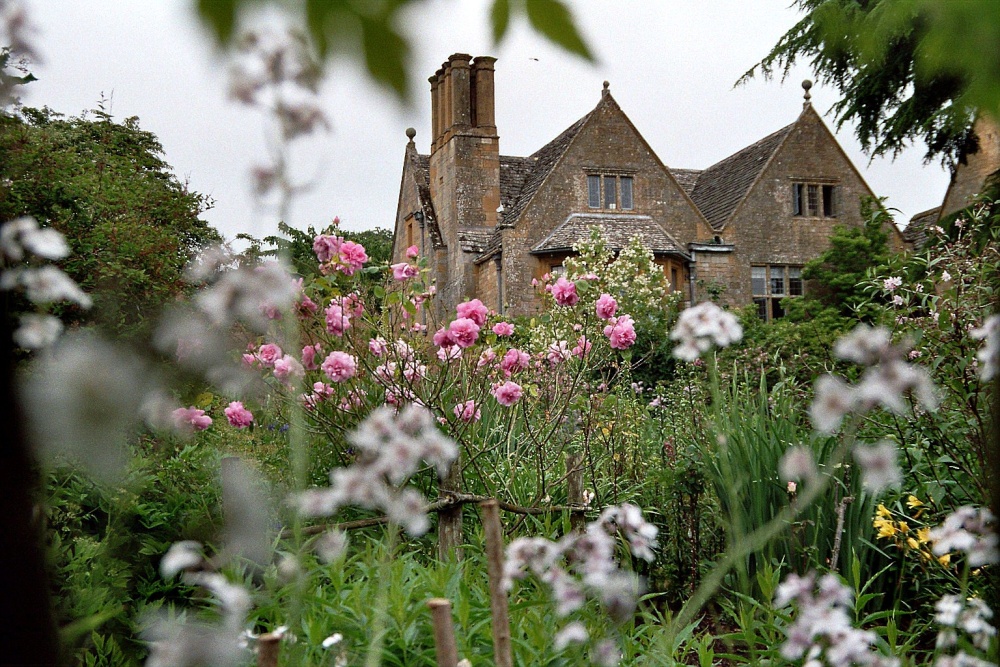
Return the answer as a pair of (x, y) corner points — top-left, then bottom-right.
(566, 452), (585, 533)
(426, 598), (459, 667)
(480, 499), (513, 667)
(256, 632), (281, 667)
(438, 459), (464, 561)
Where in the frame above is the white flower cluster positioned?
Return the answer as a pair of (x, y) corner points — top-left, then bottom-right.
(971, 315), (999, 382)
(502, 504), (658, 665)
(290, 405), (458, 537)
(1, 216), (88, 349)
(670, 301), (743, 361)
(811, 325), (938, 434)
(188, 248), (298, 332)
(146, 543), (252, 667)
(929, 506), (999, 569)
(775, 571), (899, 667)
(934, 594), (996, 656)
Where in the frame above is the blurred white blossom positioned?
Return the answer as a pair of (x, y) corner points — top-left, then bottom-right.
(852, 441), (902, 493)
(971, 315), (999, 382)
(289, 405), (458, 537)
(13, 312), (62, 349)
(20, 333), (156, 483)
(670, 301), (743, 361)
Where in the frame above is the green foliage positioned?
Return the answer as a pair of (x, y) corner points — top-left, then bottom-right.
(239, 221), (393, 281)
(743, 0), (1000, 165)
(0, 47), (37, 109)
(700, 374), (879, 593)
(197, 0), (592, 101)
(46, 440), (226, 666)
(795, 201), (892, 319)
(0, 105), (220, 337)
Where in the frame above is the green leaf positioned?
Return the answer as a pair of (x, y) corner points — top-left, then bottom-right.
(196, 0), (240, 45)
(491, 0), (511, 44)
(524, 0), (594, 62)
(359, 14), (410, 100)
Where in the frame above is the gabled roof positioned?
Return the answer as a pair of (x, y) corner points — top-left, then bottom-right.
(409, 149), (443, 247)
(689, 123), (794, 231)
(669, 168), (701, 196)
(413, 153), (532, 248)
(500, 112), (593, 224)
(903, 206), (941, 250)
(531, 213), (688, 258)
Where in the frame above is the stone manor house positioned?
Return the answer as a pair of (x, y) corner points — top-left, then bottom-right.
(391, 53), (906, 320)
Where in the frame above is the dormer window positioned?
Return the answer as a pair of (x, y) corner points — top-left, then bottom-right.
(587, 173), (634, 210)
(792, 182), (838, 217)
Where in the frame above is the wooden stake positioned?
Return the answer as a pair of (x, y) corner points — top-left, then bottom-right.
(437, 459), (464, 561)
(426, 598), (459, 667)
(566, 452), (585, 533)
(480, 499), (513, 667)
(256, 632), (281, 667)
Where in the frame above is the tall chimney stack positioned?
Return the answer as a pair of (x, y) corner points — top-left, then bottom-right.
(471, 56), (497, 131)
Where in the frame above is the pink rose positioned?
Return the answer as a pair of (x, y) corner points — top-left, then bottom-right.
(172, 406), (212, 432)
(572, 335), (592, 359)
(453, 400), (481, 423)
(551, 277), (579, 307)
(297, 293), (319, 316)
(405, 245), (420, 259)
(456, 299), (488, 326)
(500, 348), (530, 375)
(478, 347), (497, 368)
(301, 343), (322, 370)
(321, 351), (358, 383)
(241, 353), (257, 368)
(257, 343), (283, 367)
(547, 340), (571, 366)
(448, 317), (481, 348)
(313, 234), (342, 263)
(274, 354), (305, 381)
(391, 262), (419, 281)
(603, 314), (637, 350)
(433, 327), (457, 349)
(338, 241), (368, 276)
(325, 303), (351, 336)
(224, 401), (254, 428)
(491, 381), (523, 407)
(369, 337), (389, 356)
(492, 322), (515, 336)
(595, 294), (618, 320)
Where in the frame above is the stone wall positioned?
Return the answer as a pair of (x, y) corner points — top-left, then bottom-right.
(498, 95), (711, 318)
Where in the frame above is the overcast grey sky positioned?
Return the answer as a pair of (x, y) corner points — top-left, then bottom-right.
(22, 0), (951, 242)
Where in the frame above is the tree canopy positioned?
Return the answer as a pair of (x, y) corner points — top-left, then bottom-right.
(742, 0), (1000, 166)
(0, 105), (221, 336)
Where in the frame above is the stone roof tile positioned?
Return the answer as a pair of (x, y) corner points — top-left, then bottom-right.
(690, 123), (794, 231)
(669, 168), (701, 196)
(903, 206), (941, 250)
(530, 213), (687, 257)
(412, 151), (443, 247)
(457, 229), (493, 253)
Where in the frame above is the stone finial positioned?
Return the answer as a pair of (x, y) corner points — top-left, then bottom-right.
(602, 80), (610, 98)
(802, 79), (813, 106)
(405, 127), (416, 141)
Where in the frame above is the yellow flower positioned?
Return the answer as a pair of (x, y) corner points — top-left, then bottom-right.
(938, 553), (951, 567)
(876, 504), (892, 518)
(906, 495), (923, 509)
(906, 537), (920, 550)
(876, 522), (897, 539)
(916, 527), (931, 544)
(897, 521), (909, 533)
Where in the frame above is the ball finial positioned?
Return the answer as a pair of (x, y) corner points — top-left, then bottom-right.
(405, 127), (416, 140)
(802, 79), (813, 102)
